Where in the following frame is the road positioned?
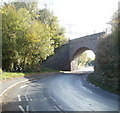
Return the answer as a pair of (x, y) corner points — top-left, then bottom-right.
(2, 72), (119, 112)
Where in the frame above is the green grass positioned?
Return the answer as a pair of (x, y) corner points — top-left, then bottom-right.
(0, 72), (30, 80)
(0, 67), (59, 81)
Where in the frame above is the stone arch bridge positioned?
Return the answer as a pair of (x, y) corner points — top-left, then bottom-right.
(42, 32), (105, 71)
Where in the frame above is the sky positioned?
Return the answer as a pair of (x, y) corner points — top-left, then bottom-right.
(38, 0), (119, 57)
(38, 0), (119, 39)
(1, 0), (119, 39)
(1, 0), (119, 58)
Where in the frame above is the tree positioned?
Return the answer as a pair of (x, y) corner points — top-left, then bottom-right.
(78, 52), (88, 67)
(108, 10), (120, 32)
(94, 10), (119, 78)
(91, 10), (119, 93)
(11, 2), (39, 19)
(38, 8), (68, 48)
(1, 4), (54, 72)
(1, 2), (67, 72)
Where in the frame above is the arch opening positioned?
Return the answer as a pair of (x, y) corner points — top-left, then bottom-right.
(71, 47), (95, 72)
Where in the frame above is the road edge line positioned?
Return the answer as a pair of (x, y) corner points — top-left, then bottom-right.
(0, 72), (61, 98)
(0, 79), (29, 97)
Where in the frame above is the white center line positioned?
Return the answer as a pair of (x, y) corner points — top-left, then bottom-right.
(20, 85), (28, 89)
(49, 96), (56, 102)
(53, 105), (60, 111)
(17, 95), (22, 101)
(26, 105), (29, 112)
(28, 95), (33, 101)
(18, 105), (25, 113)
(25, 95), (29, 101)
(59, 105), (63, 109)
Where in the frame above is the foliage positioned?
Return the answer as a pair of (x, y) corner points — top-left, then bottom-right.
(95, 34), (118, 78)
(88, 74), (119, 94)
(94, 10), (119, 78)
(91, 10), (119, 93)
(1, 72), (27, 80)
(78, 52), (88, 67)
(86, 59), (95, 66)
(11, 2), (39, 19)
(0, 68), (2, 73)
(38, 8), (68, 48)
(39, 65), (59, 72)
(78, 52), (95, 67)
(1, 2), (66, 72)
(108, 10), (119, 32)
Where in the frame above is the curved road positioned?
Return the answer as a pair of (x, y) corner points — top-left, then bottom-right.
(2, 73), (119, 112)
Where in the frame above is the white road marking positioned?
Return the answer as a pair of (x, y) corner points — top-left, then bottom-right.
(18, 105), (29, 113)
(59, 105), (63, 109)
(81, 86), (93, 93)
(49, 96), (56, 102)
(53, 105), (60, 111)
(44, 97), (47, 100)
(0, 79), (28, 97)
(28, 95), (33, 101)
(30, 98), (32, 101)
(26, 105), (29, 112)
(25, 95), (29, 101)
(20, 85), (28, 89)
(17, 95), (22, 101)
(18, 105), (25, 113)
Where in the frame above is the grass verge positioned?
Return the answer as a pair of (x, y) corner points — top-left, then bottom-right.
(88, 74), (120, 95)
(0, 72), (32, 81)
(0, 67), (59, 81)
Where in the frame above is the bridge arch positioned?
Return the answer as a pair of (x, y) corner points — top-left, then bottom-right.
(42, 32), (105, 71)
(71, 47), (91, 60)
(70, 47), (95, 71)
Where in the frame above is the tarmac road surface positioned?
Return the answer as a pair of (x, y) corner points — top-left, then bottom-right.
(2, 73), (119, 112)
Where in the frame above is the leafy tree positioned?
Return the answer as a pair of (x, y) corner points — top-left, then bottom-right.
(78, 51), (95, 68)
(91, 10), (119, 93)
(2, 5), (20, 71)
(94, 10), (119, 78)
(1, 4), (54, 72)
(11, 2), (28, 10)
(108, 11), (119, 31)
(87, 59), (95, 66)
(1, 2), (67, 72)
(78, 52), (88, 67)
(11, 2), (39, 19)
(38, 8), (67, 48)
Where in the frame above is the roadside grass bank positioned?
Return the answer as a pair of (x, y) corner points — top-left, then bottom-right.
(1, 72), (31, 80)
(88, 74), (120, 95)
(0, 68), (59, 81)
